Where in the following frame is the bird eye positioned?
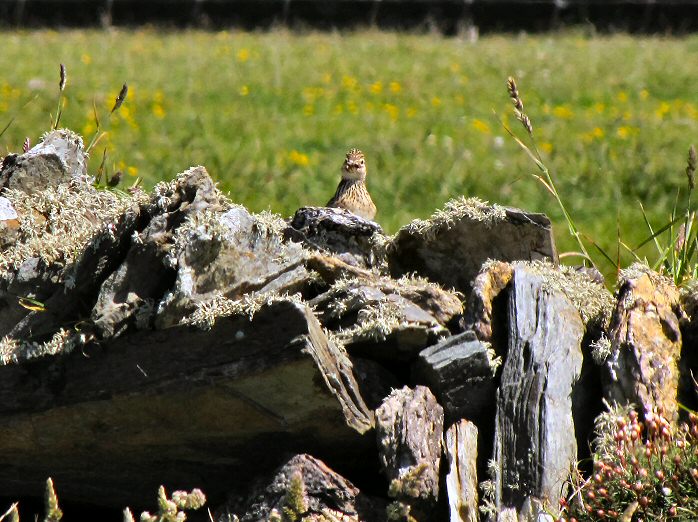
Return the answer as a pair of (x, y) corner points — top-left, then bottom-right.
(360, 160), (365, 165)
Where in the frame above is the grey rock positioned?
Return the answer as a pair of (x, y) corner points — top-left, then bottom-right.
(0, 129), (87, 193)
(493, 266), (583, 515)
(387, 197), (557, 295)
(376, 386), (444, 519)
(310, 275), (461, 363)
(444, 419), (479, 522)
(218, 453), (385, 522)
(0, 300), (373, 507)
(413, 331), (499, 421)
(286, 206), (385, 268)
(603, 264), (682, 421)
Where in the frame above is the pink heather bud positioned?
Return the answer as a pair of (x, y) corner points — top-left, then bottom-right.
(594, 474), (603, 483)
(598, 488), (608, 497)
(639, 468), (648, 478)
(655, 470), (665, 480)
(669, 507), (677, 516)
(587, 491), (596, 500)
(639, 496), (649, 508)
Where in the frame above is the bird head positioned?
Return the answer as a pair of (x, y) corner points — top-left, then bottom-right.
(342, 148), (367, 180)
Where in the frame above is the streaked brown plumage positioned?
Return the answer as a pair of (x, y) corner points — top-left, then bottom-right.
(326, 148), (377, 221)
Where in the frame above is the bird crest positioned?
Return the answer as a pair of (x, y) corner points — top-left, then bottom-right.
(345, 148), (364, 161)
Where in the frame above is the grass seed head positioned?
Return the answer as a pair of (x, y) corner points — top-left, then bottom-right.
(59, 63), (67, 92)
(111, 83), (128, 114)
(687, 144), (696, 190)
(506, 76), (534, 136)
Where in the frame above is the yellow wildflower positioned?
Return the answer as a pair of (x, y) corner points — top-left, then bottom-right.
(127, 166), (138, 177)
(553, 105), (573, 119)
(239, 85), (249, 96)
(81, 54), (92, 65)
(342, 75), (358, 91)
(236, 48), (250, 62)
(616, 126), (638, 139)
(383, 103), (399, 122)
(289, 150), (309, 167)
(617, 91), (628, 103)
(152, 104), (166, 119)
(389, 81), (401, 94)
(472, 119), (490, 134)
(656, 101), (671, 119)
(370, 81), (382, 94)
(431, 96), (442, 108)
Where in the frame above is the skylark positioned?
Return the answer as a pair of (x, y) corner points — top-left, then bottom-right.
(326, 148), (377, 221)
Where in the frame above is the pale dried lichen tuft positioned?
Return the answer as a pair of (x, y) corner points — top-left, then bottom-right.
(399, 196), (507, 241)
(338, 300), (406, 342)
(0, 180), (146, 277)
(0, 328), (80, 366)
(509, 260), (615, 328)
(185, 292), (306, 330)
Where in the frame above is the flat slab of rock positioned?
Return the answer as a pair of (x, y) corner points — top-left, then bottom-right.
(310, 271), (461, 363)
(0, 300), (373, 508)
(218, 453), (385, 522)
(444, 420), (479, 522)
(604, 264), (682, 421)
(286, 206), (385, 268)
(375, 386), (444, 519)
(413, 331), (499, 422)
(387, 197), (557, 295)
(493, 266), (583, 515)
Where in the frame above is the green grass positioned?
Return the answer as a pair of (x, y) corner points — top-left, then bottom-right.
(2, 28), (698, 279)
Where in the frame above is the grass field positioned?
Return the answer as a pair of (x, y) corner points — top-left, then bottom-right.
(2, 29), (698, 280)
